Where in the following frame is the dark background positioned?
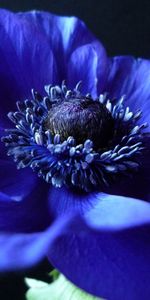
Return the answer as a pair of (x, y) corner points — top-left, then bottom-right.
(0, 0), (150, 299)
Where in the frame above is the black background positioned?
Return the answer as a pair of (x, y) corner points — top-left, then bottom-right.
(0, 0), (150, 299)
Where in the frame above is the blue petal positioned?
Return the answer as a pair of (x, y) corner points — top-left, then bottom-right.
(67, 40), (107, 98)
(67, 45), (98, 98)
(0, 10), (87, 119)
(48, 191), (150, 300)
(0, 127), (6, 159)
(48, 186), (98, 218)
(0, 159), (50, 232)
(106, 137), (150, 202)
(84, 193), (150, 229)
(48, 187), (150, 229)
(0, 10), (59, 127)
(17, 10), (106, 89)
(0, 159), (38, 201)
(0, 187), (50, 233)
(106, 56), (150, 125)
(1, 183), (150, 300)
(0, 213), (74, 271)
(0, 9), (106, 127)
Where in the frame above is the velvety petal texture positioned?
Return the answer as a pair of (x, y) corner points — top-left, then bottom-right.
(0, 160), (52, 233)
(48, 193), (150, 300)
(0, 8), (150, 300)
(0, 213), (76, 271)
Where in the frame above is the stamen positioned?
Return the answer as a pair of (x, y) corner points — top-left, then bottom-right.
(1, 81), (148, 192)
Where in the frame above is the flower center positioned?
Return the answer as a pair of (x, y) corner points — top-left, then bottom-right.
(1, 82), (147, 192)
(44, 98), (114, 149)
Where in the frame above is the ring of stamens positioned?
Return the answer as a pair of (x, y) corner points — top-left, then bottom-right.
(2, 81), (147, 192)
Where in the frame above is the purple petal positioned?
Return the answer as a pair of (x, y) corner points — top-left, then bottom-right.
(106, 56), (150, 124)
(48, 192), (150, 300)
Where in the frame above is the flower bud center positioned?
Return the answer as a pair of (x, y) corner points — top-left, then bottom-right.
(44, 98), (114, 149)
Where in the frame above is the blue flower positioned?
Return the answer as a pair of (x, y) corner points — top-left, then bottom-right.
(0, 8), (150, 300)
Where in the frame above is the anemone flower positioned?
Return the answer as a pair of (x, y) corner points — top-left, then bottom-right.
(0, 8), (150, 300)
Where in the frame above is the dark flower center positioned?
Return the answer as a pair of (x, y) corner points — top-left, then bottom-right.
(44, 98), (114, 149)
